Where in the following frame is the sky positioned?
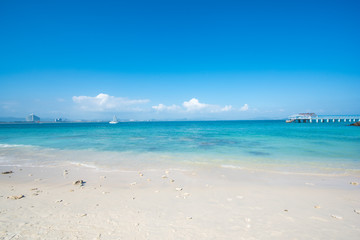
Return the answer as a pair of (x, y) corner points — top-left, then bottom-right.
(0, 0), (359, 120)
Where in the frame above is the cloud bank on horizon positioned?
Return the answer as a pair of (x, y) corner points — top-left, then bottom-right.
(153, 98), (247, 113)
(73, 93), (249, 114)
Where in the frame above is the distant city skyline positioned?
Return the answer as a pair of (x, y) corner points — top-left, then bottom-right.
(1, 0), (359, 120)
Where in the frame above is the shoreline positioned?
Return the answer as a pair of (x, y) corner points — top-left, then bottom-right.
(1, 164), (360, 239)
(1, 143), (360, 178)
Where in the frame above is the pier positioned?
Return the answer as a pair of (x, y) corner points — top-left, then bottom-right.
(286, 113), (360, 123)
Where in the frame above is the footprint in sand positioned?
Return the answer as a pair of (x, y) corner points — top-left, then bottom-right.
(331, 214), (343, 220)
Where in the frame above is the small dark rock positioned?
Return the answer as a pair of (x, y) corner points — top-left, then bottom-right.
(2, 171), (13, 175)
(350, 121), (360, 126)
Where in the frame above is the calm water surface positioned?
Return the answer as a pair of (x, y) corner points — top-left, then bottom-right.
(0, 121), (359, 173)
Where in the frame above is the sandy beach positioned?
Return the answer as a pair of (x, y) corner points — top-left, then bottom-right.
(1, 164), (359, 240)
(1, 0), (360, 238)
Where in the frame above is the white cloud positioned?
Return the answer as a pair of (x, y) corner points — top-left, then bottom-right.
(183, 98), (211, 111)
(240, 104), (249, 111)
(152, 104), (180, 111)
(72, 93), (149, 111)
(221, 105), (233, 112)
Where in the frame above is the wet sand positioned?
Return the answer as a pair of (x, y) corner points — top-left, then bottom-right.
(1, 165), (360, 239)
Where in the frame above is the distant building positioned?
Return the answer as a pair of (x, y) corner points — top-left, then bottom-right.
(289, 113), (317, 120)
(26, 113), (40, 122)
(286, 113), (317, 123)
(55, 118), (63, 122)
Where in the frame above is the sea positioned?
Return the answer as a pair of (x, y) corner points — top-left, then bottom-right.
(0, 121), (359, 174)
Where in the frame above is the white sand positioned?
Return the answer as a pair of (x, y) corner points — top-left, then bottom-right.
(1, 165), (360, 239)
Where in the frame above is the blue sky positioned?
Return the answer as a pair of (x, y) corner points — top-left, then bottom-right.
(0, 0), (359, 120)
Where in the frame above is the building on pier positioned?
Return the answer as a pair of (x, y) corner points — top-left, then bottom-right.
(286, 113), (360, 123)
(286, 113), (317, 123)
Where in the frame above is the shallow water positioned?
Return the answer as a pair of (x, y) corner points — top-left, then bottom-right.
(0, 121), (359, 174)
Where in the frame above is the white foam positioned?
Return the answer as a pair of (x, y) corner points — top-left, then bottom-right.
(221, 164), (243, 169)
(0, 144), (29, 148)
(68, 161), (99, 170)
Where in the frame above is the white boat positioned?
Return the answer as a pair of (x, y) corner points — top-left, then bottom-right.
(109, 115), (118, 124)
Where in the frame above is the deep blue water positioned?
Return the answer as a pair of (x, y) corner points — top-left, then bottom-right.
(0, 121), (359, 172)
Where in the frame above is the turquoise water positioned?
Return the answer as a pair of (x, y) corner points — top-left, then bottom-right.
(0, 121), (359, 173)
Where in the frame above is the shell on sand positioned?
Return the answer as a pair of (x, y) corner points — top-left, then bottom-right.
(73, 180), (85, 186)
(2, 171), (13, 174)
(354, 209), (360, 214)
(8, 195), (24, 200)
(350, 182), (359, 185)
(175, 187), (183, 191)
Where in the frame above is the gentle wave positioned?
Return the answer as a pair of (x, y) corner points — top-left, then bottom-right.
(0, 143), (32, 148)
(68, 161), (100, 170)
(221, 164), (244, 169)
